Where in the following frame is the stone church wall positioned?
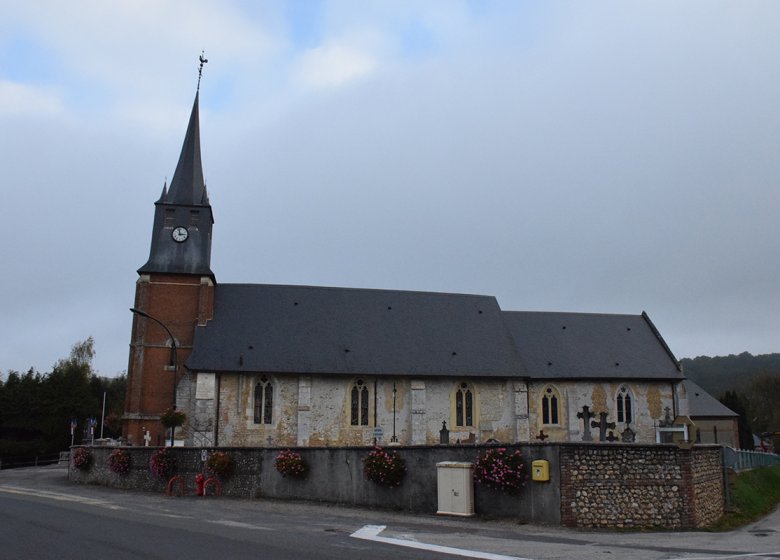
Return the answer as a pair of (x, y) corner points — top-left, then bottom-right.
(213, 376), (520, 448)
(70, 442), (724, 529)
(527, 380), (676, 444)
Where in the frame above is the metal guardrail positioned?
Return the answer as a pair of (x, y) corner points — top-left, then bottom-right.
(0, 453), (63, 470)
(722, 447), (780, 471)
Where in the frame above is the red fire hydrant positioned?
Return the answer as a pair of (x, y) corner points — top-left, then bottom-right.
(195, 473), (206, 496)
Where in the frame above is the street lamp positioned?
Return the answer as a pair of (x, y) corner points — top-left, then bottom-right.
(130, 308), (177, 447)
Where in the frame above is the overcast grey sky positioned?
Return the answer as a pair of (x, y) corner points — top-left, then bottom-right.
(1, 1), (778, 377)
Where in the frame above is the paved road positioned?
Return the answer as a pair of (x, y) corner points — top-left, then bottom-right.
(0, 465), (778, 559)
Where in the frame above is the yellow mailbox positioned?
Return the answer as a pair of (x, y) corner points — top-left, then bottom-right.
(531, 459), (550, 482)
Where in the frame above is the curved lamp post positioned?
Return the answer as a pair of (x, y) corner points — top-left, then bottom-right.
(130, 308), (177, 447)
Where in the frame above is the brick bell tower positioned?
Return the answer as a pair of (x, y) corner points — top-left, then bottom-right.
(122, 82), (215, 446)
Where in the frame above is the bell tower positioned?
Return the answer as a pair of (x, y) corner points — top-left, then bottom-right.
(123, 67), (215, 446)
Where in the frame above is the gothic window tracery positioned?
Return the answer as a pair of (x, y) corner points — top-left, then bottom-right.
(253, 376), (273, 424)
(542, 386), (560, 425)
(350, 379), (369, 426)
(616, 385), (633, 424)
(454, 382), (474, 428)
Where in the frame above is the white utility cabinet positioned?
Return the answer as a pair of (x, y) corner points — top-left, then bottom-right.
(436, 461), (475, 516)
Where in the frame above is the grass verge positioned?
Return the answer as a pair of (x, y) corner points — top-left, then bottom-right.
(710, 465), (780, 531)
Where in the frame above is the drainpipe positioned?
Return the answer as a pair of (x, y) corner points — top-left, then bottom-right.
(214, 374), (220, 447)
(373, 378), (378, 444)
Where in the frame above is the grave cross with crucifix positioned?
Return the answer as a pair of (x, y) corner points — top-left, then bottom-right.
(591, 412), (616, 442)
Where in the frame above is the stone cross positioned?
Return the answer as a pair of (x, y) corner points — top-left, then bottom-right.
(143, 430), (151, 447)
(621, 425), (636, 443)
(606, 431), (619, 442)
(535, 430), (548, 441)
(591, 412), (616, 442)
(660, 406), (673, 427)
(577, 405), (595, 441)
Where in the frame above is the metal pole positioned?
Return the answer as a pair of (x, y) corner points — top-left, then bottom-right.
(130, 308), (178, 447)
(391, 382), (398, 443)
(100, 392), (106, 439)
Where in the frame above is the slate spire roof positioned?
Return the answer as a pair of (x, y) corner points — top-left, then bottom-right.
(138, 90), (214, 278)
(166, 92), (206, 206)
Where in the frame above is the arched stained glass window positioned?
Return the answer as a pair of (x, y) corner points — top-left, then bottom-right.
(455, 382), (474, 428)
(254, 376), (273, 424)
(616, 386), (633, 424)
(542, 386), (560, 425)
(350, 379), (369, 426)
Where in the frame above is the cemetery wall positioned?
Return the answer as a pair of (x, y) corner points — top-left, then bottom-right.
(559, 444), (724, 529)
(69, 443), (724, 528)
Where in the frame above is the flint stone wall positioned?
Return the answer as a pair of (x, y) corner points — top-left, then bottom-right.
(559, 444), (723, 529)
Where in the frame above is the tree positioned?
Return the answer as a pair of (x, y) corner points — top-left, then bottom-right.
(0, 338), (127, 461)
(719, 390), (753, 449)
(745, 374), (780, 449)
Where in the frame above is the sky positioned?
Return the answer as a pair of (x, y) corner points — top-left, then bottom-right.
(1, 0), (779, 378)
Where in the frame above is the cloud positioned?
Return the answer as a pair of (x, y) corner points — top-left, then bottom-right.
(293, 41), (377, 90)
(0, 80), (63, 116)
(2, 1), (780, 377)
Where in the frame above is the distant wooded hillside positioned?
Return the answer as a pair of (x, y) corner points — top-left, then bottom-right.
(681, 352), (780, 444)
(681, 352), (780, 398)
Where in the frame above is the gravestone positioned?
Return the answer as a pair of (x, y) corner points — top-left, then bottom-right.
(577, 405), (596, 441)
(621, 425), (636, 443)
(591, 412), (616, 442)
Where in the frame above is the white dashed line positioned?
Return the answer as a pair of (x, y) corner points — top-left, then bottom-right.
(0, 485), (124, 510)
(207, 519), (273, 531)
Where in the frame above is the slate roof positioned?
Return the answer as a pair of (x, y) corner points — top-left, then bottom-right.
(167, 92), (207, 206)
(502, 311), (683, 380)
(138, 92), (214, 279)
(186, 284), (527, 377)
(682, 379), (738, 418)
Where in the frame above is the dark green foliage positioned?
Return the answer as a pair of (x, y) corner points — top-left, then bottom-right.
(719, 391), (752, 449)
(0, 338), (127, 462)
(160, 407), (186, 429)
(682, 352), (780, 398)
(682, 352), (780, 448)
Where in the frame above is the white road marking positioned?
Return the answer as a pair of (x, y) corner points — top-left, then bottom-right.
(350, 524), (534, 560)
(207, 519), (273, 531)
(668, 554), (780, 560)
(0, 485), (124, 510)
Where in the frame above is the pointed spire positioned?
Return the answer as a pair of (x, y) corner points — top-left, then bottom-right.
(167, 92), (206, 205)
(156, 180), (168, 203)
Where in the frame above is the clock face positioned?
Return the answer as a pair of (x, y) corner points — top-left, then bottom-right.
(171, 226), (189, 243)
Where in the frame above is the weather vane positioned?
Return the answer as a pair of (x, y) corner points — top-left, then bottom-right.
(197, 50), (208, 91)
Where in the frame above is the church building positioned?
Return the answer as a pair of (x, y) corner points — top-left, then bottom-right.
(123, 89), (689, 448)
